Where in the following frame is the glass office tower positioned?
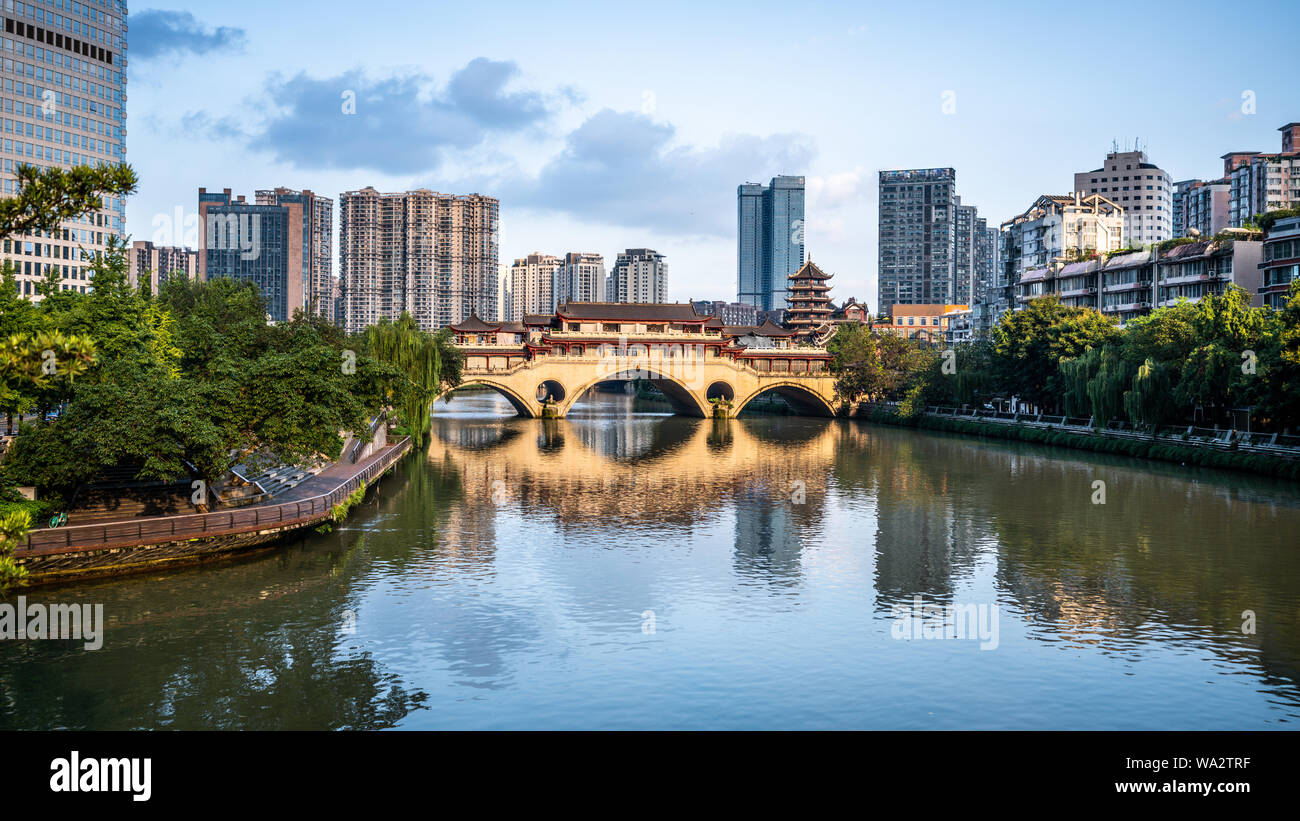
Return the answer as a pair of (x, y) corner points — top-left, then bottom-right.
(736, 175), (804, 312)
(0, 0), (128, 300)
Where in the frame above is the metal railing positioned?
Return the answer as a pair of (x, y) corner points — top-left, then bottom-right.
(922, 407), (1300, 459)
(20, 437), (412, 557)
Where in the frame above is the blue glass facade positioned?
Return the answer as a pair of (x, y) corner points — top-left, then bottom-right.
(0, 0), (128, 300)
(199, 189), (299, 323)
(736, 183), (764, 307)
(736, 176), (804, 312)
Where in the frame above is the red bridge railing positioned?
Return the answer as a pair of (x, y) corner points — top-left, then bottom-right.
(20, 437), (413, 557)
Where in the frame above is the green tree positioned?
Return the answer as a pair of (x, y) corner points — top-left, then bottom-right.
(1173, 285), (1268, 424)
(360, 314), (463, 446)
(991, 297), (1118, 412)
(0, 163), (137, 240)
(826, 323), (882, 403)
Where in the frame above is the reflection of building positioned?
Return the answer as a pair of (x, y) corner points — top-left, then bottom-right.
(733, 498), (805, 585)
(427, 412), (835, 537)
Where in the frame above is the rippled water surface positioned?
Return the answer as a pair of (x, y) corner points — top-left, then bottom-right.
(3, 390), (1299, 729)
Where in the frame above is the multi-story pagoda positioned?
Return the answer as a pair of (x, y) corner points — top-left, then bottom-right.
(784, 260), (834, 341)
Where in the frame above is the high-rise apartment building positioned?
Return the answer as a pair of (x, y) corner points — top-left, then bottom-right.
(997, 193), (1124, 321)
(339, 187), (499, 332)
(1227, 123), (1300, 227)
(557, 251), (604, 304)
(1179, 180), (1231, 238)
(953, 198), (979, 307)
(737, 175), (804, 312)
(0, 0), (127, 300)
(507, 252), (561, 320)
(1073, 149), (1172, 245)
(607, 247), (667, 303)
(256, 188), (333, 322)
(1171, 179), (1197, 238)
(129, 240), (196, 293)
(198, 188), (307, 323)
(879, 170), (999, 320)
(878, 168), (959, 313)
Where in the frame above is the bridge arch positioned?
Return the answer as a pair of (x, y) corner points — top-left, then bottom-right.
(733, 381), (836, 418)
(558, 364), (710, 418)
(440, 379), (540, 417)
(706, 381), (735, 402)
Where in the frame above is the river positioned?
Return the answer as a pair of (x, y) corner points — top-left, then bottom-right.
(2, 390), (1298, 729)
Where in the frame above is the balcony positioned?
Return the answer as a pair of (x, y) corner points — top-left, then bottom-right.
(1158, 271), (1225, 287)
(1102, 280), (1153, 294)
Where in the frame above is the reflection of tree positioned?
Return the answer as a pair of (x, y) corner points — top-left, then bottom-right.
(0, 531), (427, 730)
(990, 456), (1300, 693)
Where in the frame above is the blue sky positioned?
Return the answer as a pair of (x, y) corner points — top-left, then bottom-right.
(126, 0), (1300, 310)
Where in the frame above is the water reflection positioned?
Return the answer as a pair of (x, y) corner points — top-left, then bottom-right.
(1, 389), (1298, 729)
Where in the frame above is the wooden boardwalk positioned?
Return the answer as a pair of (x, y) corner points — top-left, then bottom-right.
(19, 437), (413, 559)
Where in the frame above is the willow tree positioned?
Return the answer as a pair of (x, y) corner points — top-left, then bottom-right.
(1059, 346), (1101, 418)
(361, 315), (462, 447)
(1086, 348), (1132, 427)
(1123, 357), (1174, 429)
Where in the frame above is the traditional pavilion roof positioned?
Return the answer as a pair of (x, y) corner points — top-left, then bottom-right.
(449, 313), (501, 333)
(522, 314), (555, 326)
(754, 317), (795, 337)
(829, 297), (869, 318)
(555, 302), (704, 322)
(788, 260), (832, 282)
(500, 321), (527, 334)
(702, 315), (725, 330)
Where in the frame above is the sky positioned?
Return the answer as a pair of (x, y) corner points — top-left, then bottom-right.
(125, 0), (1300, 311)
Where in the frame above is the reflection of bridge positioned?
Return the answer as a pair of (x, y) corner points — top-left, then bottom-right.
(440, 303), (838, 419)
(427, 414), (839, 526)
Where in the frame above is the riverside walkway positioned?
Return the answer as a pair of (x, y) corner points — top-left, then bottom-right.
(19, 436), (412, 560)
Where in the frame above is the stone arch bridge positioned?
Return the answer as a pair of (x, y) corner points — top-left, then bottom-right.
(440, 347), (838, 419)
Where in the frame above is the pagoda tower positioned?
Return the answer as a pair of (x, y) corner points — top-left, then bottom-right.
(784, 260), (833, 341)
